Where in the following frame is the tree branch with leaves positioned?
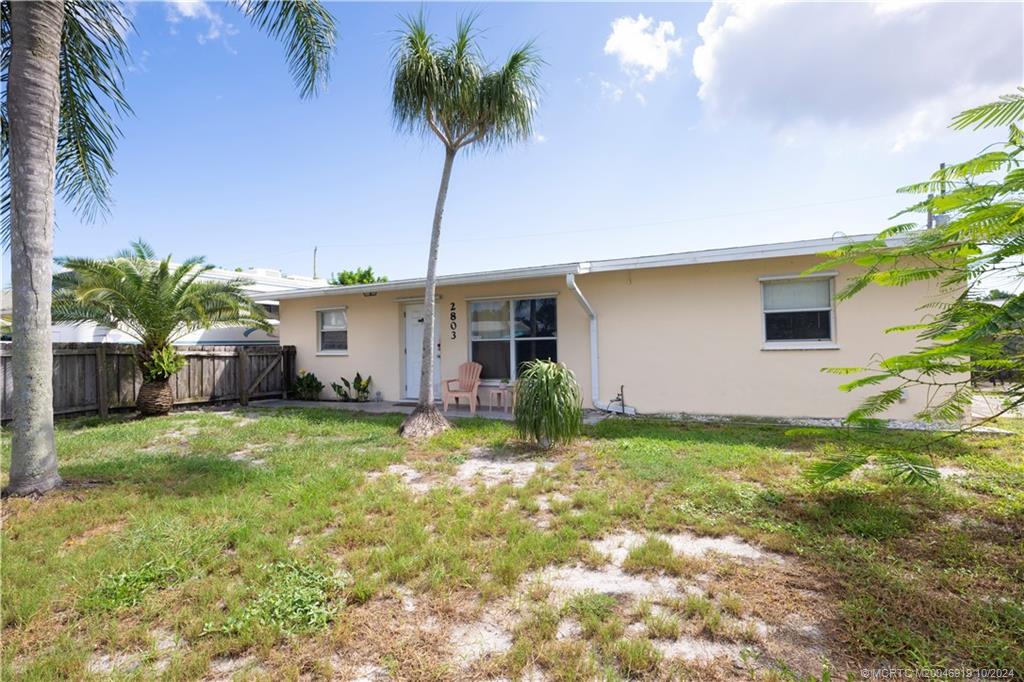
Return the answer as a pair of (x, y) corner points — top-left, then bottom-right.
(806, 88), (1024, 485)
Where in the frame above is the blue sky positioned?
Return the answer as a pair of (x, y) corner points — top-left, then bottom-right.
(5, 1), (1021, 286)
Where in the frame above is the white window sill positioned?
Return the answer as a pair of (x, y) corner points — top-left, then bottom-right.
(761, 342), (839, 351)
(316, 351), (349, 356)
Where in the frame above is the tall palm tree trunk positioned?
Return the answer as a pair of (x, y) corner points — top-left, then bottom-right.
(4, 1), (65, 496)
(400, 146), (456, 437)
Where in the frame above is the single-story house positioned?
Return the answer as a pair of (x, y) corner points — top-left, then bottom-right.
(275, 234), (951, 420)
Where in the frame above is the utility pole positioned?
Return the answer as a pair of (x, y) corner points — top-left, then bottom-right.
(313, 246), (318, 279)
(926, 161), (946, 229)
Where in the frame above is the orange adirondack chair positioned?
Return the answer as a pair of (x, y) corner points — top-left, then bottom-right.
(442, 362), (483, 414)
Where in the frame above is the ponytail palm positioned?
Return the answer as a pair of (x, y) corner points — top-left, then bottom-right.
(391, 13), (542, 437)
(53, 241), (270, 415)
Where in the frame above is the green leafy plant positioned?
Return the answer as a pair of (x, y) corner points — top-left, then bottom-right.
(51, 241), (270, 416)
(81, 561), (179, 612)
(206, 561), (342, 636)
(331, 373), (373, 402)
(329, 267), (388, 285)
(514, 360), (583, 447)
(805, 88), (1024, 485)
(142, 345), (186, 381)
(292, 371), (325, 401)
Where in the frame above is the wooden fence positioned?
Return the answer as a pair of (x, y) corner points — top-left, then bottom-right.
(0, 343), (296, 420)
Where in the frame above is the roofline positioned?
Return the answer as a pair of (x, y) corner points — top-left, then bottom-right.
(272, 232), (900, 301)
(273, 262), (580, 300)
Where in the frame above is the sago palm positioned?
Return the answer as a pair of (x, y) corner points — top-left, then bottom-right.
(391, 13), (542, 437)
(53, 241), (270, 416)
(1, 0), (335, 495)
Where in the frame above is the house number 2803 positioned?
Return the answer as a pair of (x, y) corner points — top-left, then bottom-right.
(449, 302), (457, 339)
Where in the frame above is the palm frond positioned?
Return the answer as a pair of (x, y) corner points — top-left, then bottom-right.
(53, 242), (270, 350)
(391, 14), (542, 153)
(951, 87), (1024, 130)
(235, 0), (336, 99)
(56, 0), (133, 223)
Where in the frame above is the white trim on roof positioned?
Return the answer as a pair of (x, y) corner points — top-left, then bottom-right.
(272, 233), (898, 301)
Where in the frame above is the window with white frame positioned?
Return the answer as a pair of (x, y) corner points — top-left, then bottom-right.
(469, 297), (556, 380)
(317, 308), (348, 352)
(761, 277), (834, 343)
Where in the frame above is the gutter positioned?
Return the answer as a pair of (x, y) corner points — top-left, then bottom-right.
(565, 273), (635, 415)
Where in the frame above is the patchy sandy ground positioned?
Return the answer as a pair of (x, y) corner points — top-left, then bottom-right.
(367, 449), (555, 495)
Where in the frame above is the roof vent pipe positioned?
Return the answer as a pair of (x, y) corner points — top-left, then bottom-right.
(565, 273), (636, 415)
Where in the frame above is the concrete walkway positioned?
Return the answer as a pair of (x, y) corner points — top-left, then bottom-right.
(249, 399), (611, 424)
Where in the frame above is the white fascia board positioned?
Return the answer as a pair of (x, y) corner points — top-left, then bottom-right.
(581, 233), (899, 274)
(273, 262), (581, 300)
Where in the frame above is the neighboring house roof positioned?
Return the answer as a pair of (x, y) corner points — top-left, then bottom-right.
(272, 232), (900, 300)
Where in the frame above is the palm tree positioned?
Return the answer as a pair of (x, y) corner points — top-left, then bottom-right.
(391, 13), (542, 437)
(1, 1), (335, 496)
(53, 241), (270, 416)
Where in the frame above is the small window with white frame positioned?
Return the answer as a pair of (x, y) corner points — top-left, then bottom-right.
(318, 308), (348, 352)
(761, 276), (835, 345)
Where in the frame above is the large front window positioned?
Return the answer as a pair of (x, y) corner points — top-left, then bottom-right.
(469, 297), (557, 380)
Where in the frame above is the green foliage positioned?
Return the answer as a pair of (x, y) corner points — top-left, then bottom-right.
(391, 12), (542, 154)
(292, 371), (324, 401)
(807, 90), (1024, 483)
(1, 0), (336, 245)
(331, 372), (373, 402)
(52, 240), (270, 350)
(513, 360), (583, 447)
(142, 345), (186, 382)
(329, 267), (387, 286)
(208, 561), (342, 636)
(82, 561), (178, 611)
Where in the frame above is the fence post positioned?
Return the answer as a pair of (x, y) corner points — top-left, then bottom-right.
(95, 345), (109, 417)
(238, 347), (250, 406)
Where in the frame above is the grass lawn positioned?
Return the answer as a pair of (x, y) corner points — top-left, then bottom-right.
(2, 408), (1022, 680)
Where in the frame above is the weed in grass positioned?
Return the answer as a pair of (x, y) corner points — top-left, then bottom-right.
(81, 561), (179, 611)
(206, 561), (343, 636)
(610, 638), (662, 677)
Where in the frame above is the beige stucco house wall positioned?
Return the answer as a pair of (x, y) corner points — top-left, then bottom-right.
(277, 237), (951, 420)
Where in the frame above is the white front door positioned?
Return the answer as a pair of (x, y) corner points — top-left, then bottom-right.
(404, 303), (441, 400)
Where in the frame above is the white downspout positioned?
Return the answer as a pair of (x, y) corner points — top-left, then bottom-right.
(566, 273), (634, 414)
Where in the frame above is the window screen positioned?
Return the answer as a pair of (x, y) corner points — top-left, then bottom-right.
(762, 279), (833, 343)
(318, 308), (348, 351)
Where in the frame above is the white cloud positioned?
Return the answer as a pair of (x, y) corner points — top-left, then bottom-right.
(692, 1), (1023, 149)
(604, 14), (684, 83)
(166, 0), (237, 45)
(600, 80), (624, 103)
(533, 133), (548, 144)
